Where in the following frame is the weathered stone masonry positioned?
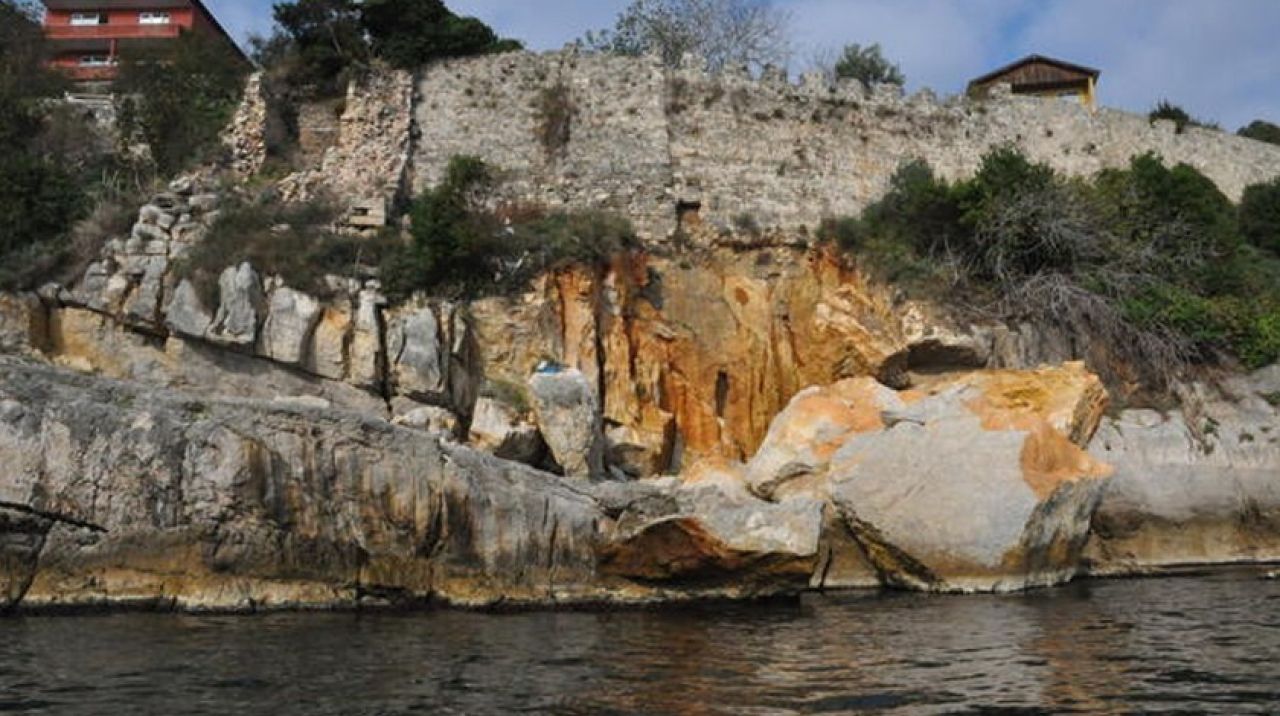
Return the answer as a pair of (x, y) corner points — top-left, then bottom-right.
(409, 50), (1280, 240)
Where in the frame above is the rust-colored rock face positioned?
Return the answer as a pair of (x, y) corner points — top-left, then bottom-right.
(469, 247), (907, 475)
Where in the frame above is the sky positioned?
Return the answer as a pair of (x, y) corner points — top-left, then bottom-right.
(205, 0), (1280, 130)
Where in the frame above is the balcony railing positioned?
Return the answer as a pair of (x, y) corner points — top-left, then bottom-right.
(63, 66), (119, 81)
(45, 24), (183, 41)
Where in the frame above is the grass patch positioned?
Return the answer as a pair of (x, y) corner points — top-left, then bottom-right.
(176, 195), (396, 301)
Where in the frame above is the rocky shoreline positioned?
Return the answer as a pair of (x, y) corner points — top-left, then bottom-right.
(2, 345), (1275, 614)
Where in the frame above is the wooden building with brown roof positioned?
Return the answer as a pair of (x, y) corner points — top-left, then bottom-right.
(968, 54), (1100, 110)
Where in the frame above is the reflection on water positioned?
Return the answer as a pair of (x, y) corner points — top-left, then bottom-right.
(2, 569), (1279, 714)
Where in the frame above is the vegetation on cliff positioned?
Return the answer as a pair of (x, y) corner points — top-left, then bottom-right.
(380, 157), (638, 301)
(1238, 120), (1280, 146)
(114, 34), (250, 175)
(179, 156), (636, 302)
(1149, 100), (1219, 133)
(175, 195), (392, 302)
(832, 43), (905, 88)
(823, 148), (1280, 380)
(0, 0), (153, 291)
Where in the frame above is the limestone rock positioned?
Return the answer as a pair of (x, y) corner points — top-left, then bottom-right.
(207, 263), (265, 348)
(348, 288), (386, 389)
(387, 303), (446, 402)
(306, 305), (351, 381)
(130, 221), (168, 244)
(821, 365), (1113, 592)
(0, 507), (51, 612)
(122, 256), (168, 326)
(1085, 366), (1280, 572)
(468, 396), (543, 464)
(746, 378), (902, 499)
(0, 359), (824, 610)
(258, 285), (322, 365)
(164, 280), (213, 339)
(600, 475), (823, 593)
(45, 306), (386, 416)
(529, 367), (605, 479)
(0, 293), (48, 354)
(0, 360), (604, 610)
(392, 404), (460, 438)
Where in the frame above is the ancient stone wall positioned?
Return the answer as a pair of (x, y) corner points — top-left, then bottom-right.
(411, 50), (1280, 241)
(414, 51), (675, 236)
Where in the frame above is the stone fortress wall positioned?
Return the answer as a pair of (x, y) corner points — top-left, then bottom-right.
(409, 49), (1280, 241)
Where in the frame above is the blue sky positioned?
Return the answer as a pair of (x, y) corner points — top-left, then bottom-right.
(205, 0), (1280, 130)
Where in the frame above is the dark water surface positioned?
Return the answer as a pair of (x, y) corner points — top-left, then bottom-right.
(2, 570), (1279, 715)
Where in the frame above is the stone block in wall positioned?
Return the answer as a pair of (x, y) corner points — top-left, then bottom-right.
(207, 263), (265, 348)
(387, 302), (447, 403)
(348, 287), (386, 390)
(122, 256), (168, 327)
(258, 283), (322, 366)
(165, 279), (213, 340)
(306, 305), (351, 382)
(0, 293), (48, 354)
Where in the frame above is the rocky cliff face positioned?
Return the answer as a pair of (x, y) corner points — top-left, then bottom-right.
(0, 359), (828, 611)
(2, 177), (1278, 608)
(1086, 367), (1280, 572)
(3, 58), (1279, 609)
(0, 355), (1119, 610)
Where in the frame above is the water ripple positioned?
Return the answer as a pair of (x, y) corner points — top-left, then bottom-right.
(0, 569), (1277, 714)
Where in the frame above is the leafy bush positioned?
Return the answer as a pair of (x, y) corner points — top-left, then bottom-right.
(0, 0), (105, 290)
(833, 43), (904, 88)
(1238, 120), (1280, 146)
(177, 196), (394, 301)
(381, 156), (638, 301)
(1149, 100), (1219, 134)
(535, 84), (574, 158)
(258, 0), (369, 99)
(1240, 178), (1280, 256)
(823, 148), (1280, 382)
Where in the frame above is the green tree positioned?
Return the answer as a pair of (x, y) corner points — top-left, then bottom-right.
(833, 43), (904, 88)
(1238, 120), (1280, 146)
(267, 0), (368, 97)
(361, 0), (521, 70)
(0, 0), (86, 284)
(114, 33), (249, 175)
(1240, 178), (1280, 256)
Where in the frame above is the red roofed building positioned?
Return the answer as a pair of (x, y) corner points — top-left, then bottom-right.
(41, 0), (249, 83)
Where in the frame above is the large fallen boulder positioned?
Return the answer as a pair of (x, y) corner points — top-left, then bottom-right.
(742, 363), (1112, 592)
(1085, 366), (1280, 573)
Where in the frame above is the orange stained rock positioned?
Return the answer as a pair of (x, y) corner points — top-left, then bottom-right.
(468, 247), (909, 473)
(1019, 421), (1113, 500)
(955, 362), (1109, 446)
